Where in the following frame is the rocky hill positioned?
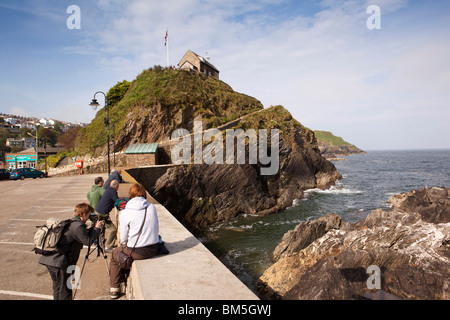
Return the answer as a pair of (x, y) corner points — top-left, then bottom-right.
(258, 186), (450, 300)
(75, 67), (263, 156)
(75, 66), (342, 233)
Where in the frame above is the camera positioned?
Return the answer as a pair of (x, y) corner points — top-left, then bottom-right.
(89, 214), (109, 222)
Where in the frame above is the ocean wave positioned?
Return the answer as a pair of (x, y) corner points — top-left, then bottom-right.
(385, 192), (398, 197)
(304, 185), (364, 196)
(287, 198), (304, 208)
(211, 217), (305, 233)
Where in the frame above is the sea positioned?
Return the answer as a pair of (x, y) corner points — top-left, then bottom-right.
(201, 149), (450, 294)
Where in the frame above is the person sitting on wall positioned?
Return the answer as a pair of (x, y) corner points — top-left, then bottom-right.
(109, 183), (159, 299)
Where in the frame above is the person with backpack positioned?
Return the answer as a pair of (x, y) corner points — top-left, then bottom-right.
(38, 203), (103, 300)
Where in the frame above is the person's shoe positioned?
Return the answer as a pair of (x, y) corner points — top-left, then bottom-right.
(110, 287), (121, 300)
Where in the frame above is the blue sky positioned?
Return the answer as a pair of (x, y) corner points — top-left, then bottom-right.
(0, 0), (449, 150)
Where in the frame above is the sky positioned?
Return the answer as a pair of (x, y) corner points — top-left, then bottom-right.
(0, 0), (449, 151)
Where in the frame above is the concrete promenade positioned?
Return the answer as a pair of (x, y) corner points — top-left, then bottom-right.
(0, 174), (116, 299)
(0, 173), (258, 300)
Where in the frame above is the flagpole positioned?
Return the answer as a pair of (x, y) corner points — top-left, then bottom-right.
(166, 28), (170, 67)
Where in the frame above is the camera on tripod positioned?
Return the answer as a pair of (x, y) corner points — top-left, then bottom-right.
(89, 214), (109, 223)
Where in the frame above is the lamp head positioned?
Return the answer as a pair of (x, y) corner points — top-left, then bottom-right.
(89, 99), (100, 110)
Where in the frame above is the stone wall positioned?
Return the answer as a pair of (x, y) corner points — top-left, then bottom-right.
(126, 153), (156, 167)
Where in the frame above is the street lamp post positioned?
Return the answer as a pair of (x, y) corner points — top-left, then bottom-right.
(43, 138), (47, 176)
(27, 126), (39, 169)
(112, 122), (115, 167)
(89, 91), (110, 174)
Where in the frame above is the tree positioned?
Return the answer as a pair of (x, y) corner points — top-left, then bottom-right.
(39, 127), (57, 147)
(107, 80), (131, 107)
(57, 126), (81, 150)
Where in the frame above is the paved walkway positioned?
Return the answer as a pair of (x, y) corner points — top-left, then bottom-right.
(0, 174), (115, 299)
(0, 172), (258, 300)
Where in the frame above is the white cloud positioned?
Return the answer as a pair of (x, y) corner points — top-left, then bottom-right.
(8, 0), (448, 149)
(80, 0), (449, 149)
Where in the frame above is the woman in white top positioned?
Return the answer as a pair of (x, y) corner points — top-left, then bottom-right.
(109, 183), (159, 298)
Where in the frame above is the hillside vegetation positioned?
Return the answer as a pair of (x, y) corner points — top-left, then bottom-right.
(314, 131), (352, 146)
(75, 66), (263, 156)
(314, 130), (365, 157)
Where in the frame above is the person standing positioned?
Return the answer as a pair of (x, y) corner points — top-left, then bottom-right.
(87, 177), (105, 211)
(96, 180), (119, 251)
(38, 203), (102, 300)
(109, 183), (159, 299)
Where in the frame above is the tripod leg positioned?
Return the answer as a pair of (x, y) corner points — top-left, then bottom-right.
(96, 233), (110, 276)
(72, 243), (92, 300)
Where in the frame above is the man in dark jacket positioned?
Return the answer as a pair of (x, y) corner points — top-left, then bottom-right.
(96, 180), (119, 251)
(103, 169), (123, 189)
(39, 203), (102, 300)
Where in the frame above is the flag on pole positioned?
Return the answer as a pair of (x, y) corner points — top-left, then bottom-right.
(165, 28), (170, 67)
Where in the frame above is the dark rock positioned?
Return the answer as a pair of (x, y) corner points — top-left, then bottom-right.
(258, 187), (450, 300)
(387, 186), (450, 224)
(272, 214), (343, 261)
(316, 139), (366, 160)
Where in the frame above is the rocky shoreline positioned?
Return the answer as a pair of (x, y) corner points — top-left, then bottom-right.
(316, 138), (366, 161)
(258, 186), (450, 300)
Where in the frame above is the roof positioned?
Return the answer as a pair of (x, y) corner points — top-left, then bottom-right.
(179, 49), (220, 73)
(125, 143), (159, 154)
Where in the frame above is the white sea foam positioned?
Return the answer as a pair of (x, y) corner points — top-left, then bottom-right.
(287, 198), (303, 208)
(304, 185), (364, 196)
(385, 192), (398, 197)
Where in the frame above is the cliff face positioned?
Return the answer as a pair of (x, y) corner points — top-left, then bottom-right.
(258, 187), (450, 300)
(143, 106), (342, 233)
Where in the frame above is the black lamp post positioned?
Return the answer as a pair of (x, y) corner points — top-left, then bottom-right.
(89, 91), (110, 174)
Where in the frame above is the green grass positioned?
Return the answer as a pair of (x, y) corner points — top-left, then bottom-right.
(314, 131), (352, 146)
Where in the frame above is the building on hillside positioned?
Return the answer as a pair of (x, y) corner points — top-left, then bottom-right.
(125, 143), (159, 167)
(5, 146), (64, 170)
(0, 123), (20, 133)
(5, 148), (38, 170)
(178, 50), (220, 79)
(4, 118), (18, 125)
(6, 138), (36, 150)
